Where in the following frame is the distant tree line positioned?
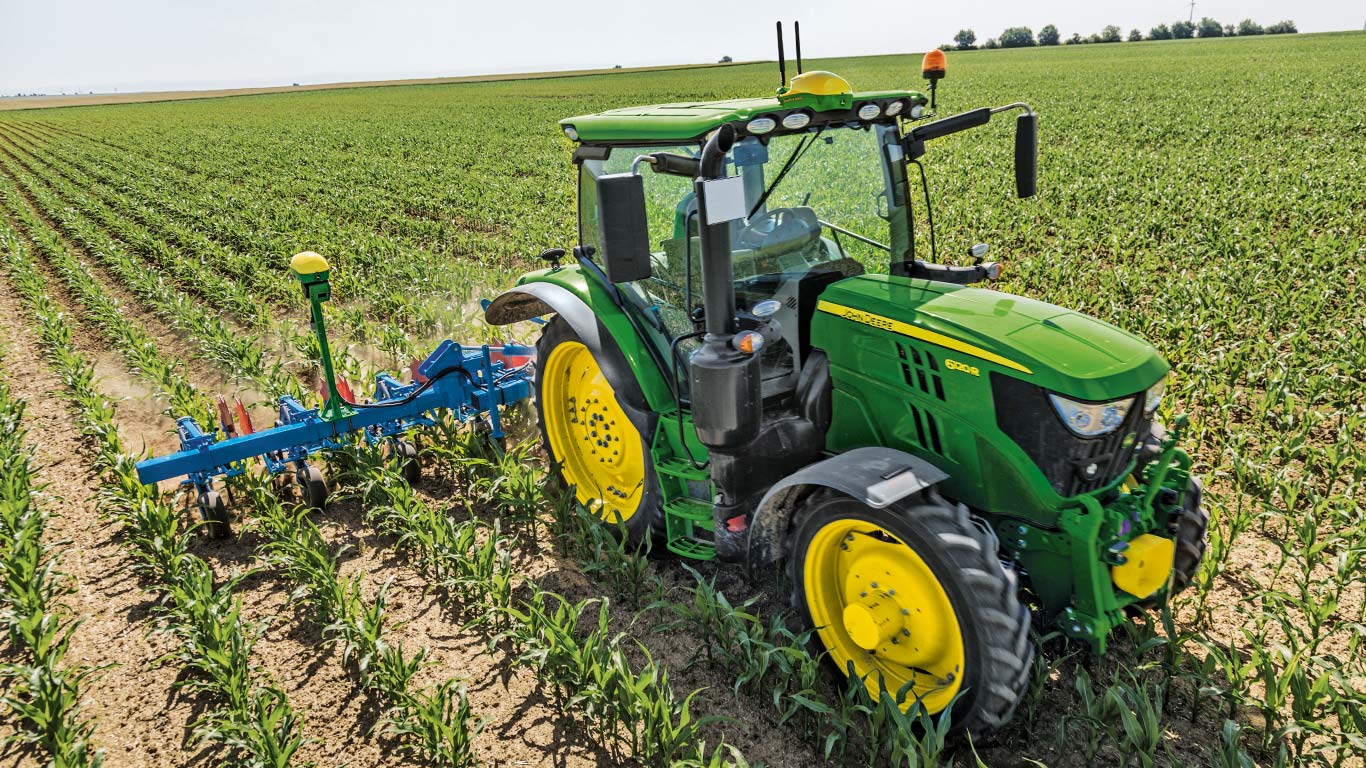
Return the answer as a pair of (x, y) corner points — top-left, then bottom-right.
(947, 17), (1296, 50)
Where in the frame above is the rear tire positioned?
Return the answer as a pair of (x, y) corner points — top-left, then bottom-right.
(534, 317), (662, 546)
(789, 492), (1032, 739)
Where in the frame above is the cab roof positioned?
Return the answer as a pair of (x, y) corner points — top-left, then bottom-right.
(560, 71), (927, 144)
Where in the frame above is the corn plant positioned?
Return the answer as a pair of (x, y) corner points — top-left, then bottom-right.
(248, 482), (480, 767)
(0, 347), (105, 767)
(2, 222), (308, 767)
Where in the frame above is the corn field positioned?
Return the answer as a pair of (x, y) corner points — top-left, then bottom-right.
(0, 30), (1362, 768)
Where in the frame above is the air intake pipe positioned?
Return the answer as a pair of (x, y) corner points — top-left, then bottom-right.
(690, 124), (761, 451)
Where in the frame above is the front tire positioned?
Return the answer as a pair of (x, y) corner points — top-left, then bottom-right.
(1168, 476), (1208, 594)
(534, 317), (661, 545)
(789, 492), (1032, 739)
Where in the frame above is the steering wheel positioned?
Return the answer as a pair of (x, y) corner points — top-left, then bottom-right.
(737, 207), (821, 254)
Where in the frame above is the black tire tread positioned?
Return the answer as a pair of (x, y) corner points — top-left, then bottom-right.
(1169, 477), (1209, 594)
(789, 492), (1033, 740)
(533, 317), (664, 544)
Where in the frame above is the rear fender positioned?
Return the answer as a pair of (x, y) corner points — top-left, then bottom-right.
(746, 447), (949, 568)
(484, 266), (675, 414)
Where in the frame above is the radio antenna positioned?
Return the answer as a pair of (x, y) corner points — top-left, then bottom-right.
(794, 21), (803, 74)
(776, 21), (787, 87)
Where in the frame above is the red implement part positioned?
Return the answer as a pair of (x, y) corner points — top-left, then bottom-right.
(317, 379), (329, 404)
(490, 340), (532, 369)
(216, 396), (237, 437)
(233, 398), (255, 435)
(409, 358), (429, 385)
(336, 376), (355, 403)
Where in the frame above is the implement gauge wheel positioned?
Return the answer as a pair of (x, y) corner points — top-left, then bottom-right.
(296, 464), (329, 511)
(196, 490), (232, 539)
(393, 439), (421, 485)
(534, 317), (661, 544)
(789, 492), (1032, 739)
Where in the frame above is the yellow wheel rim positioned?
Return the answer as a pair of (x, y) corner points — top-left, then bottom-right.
(803, 517), (966, 714)
(541, 341), (645, 522)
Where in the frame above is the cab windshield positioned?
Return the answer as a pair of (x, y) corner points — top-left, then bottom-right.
(579, 122), (909, 345)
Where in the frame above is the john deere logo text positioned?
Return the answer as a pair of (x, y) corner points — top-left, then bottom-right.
(842, 308), (895, 332)
(945, 359), (980, 377)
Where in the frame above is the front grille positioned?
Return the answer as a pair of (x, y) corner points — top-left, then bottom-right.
(991, 373), (1151, 497)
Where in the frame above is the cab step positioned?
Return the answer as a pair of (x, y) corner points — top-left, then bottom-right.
(663, 497), (716, 560)
(656, 458), (710, 482)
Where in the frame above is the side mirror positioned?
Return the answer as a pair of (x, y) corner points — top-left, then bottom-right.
(595, 172), (652, 283)
(1014, 112), (1038, 198)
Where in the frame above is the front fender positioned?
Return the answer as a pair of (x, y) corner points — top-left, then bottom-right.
(746, 447), (949, 568)
(484, 265), (674, 414)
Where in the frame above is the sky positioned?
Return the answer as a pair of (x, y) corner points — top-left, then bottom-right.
(1, 0), (1360, 96)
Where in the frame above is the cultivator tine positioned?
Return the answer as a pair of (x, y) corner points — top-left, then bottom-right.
(233, 398), (255, 435)
(336, 376), (355, 403)
(216, 396), (237, 437)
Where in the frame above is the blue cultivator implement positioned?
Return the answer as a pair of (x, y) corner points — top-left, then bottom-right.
(135, 252), (533, 537)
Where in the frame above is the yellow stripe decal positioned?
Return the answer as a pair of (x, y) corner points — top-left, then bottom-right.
(816, 300), (1033, 375)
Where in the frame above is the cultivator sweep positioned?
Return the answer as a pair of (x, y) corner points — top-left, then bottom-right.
(135, 252), (532, 535)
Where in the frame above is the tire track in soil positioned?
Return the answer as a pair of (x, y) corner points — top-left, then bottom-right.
(1, 140), (614, 766)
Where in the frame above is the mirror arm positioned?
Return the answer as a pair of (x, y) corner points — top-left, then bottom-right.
(990, 101), (1035, 116)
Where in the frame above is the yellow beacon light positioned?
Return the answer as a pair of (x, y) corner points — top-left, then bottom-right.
(921, 49), (947, 108)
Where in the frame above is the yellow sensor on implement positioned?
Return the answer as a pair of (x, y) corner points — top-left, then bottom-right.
(290, 250), (330, 276)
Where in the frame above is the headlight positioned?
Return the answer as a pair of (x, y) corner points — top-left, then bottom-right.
(781, 112), (811, 130)
(1048, 394), (1134, 437)
(857, 103), (881, 120)
(909, 104), (925, 119)
(746, 116), (776, 134)
(1144, 377), (1167, 414)
(884, 100), (906, 116)
(562, 125), (578, 141)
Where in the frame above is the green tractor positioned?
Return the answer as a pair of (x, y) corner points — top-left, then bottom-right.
(484, 38), (1207, 736)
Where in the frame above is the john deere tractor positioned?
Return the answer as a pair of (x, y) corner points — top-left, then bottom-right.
(484, 40), (1207, 736)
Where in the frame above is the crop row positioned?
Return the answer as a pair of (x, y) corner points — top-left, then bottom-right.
(2, 164), (494, 766)
(4, 121), (508, 345)
(0, 220), (307, 766)
(0, 346), (102, 766)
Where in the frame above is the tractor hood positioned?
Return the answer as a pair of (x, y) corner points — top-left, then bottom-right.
(816, 274), (1168, 401)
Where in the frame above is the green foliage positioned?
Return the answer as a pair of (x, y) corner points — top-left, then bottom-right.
(954, 29), (976, 50)
(0, 346), (103, 767)
(1198, 17), (1224, 38)
(0, 220), (307, 767)
(999, 27), (1036, 48)
(1038, 24), (1060, 46)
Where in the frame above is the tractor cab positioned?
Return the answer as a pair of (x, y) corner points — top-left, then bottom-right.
(566, 71), (927, 400)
